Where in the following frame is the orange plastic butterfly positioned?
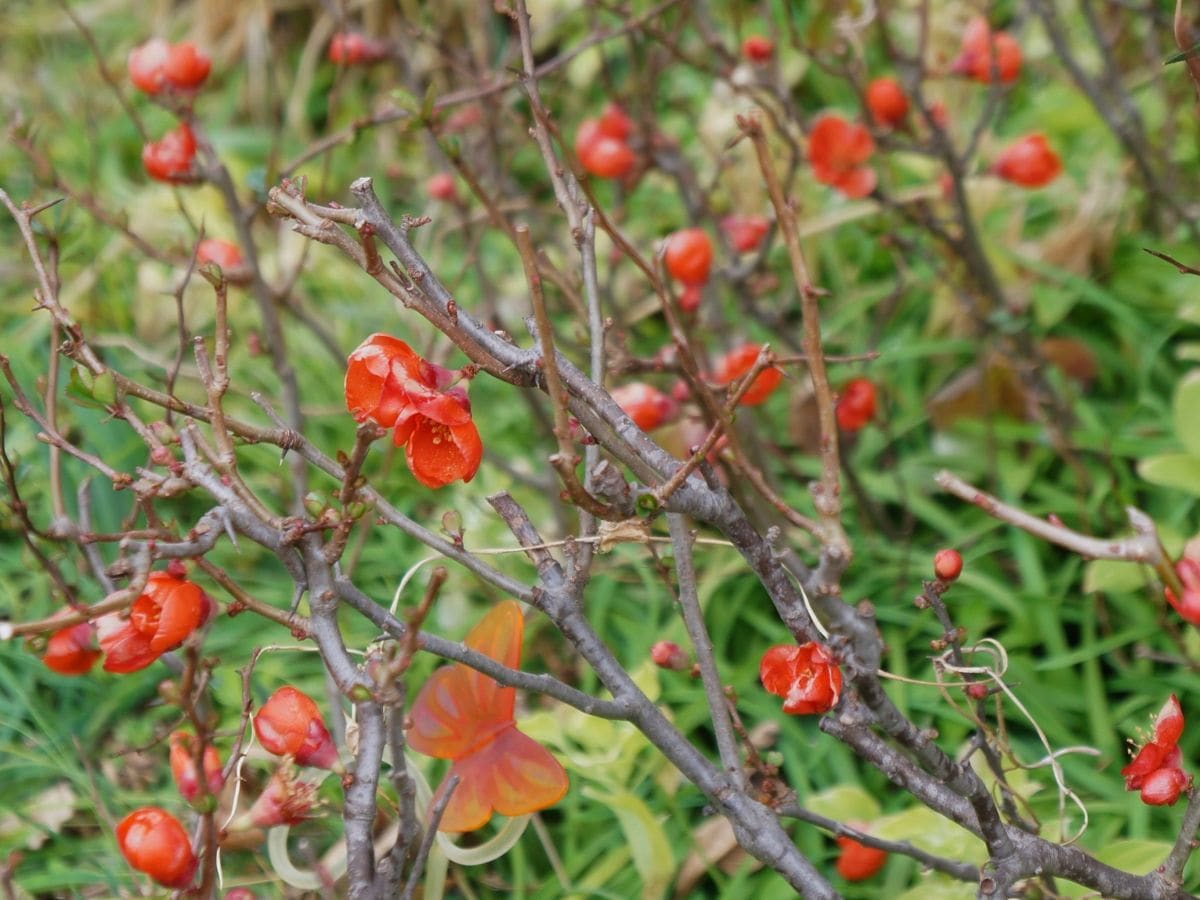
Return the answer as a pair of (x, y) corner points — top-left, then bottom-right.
(407, 600), (570, 832)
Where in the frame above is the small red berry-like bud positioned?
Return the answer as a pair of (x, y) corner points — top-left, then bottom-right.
(741, 36), (774, 64)
(116, 807), (198, 888)
(328, 32), (389, 66)
(952, 17), (1022, 84)
(142, 123), (198, 184)
(575, 119), (636, 179)
(42, 622), (101, 675)
(254, 686), (340, 769)
(835, 833), (888, 881)
(964, 682), (989, 701)
(597, 103), (633, 141)
(664, 228), (713, 287)
(713, 344), (784, 406)
(162, 42), (211, 91)
(169, 732), (225, 803)
(865, 77), (909, 129)
(650, 640), (690, 671)
(611, 383), (678, 432)
(934, 549), (964, 581)
(835, 378), (877, 432)
(426, 172), (458, 202)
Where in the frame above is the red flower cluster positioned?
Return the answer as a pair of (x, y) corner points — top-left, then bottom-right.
(116, 807), (198, 888)
(254, 685), (340, 770)
(611, 382), (678, 431)
(345, 334), (483, 488)
(808, 115), (877, 199)
(714, 344), (784, 406)
(95, 570), (208, 674)
(1122, 695), (1191, 806)
(575, 104), (636, 179)
(991, 134), (1063, 189)
(952, 17), (1022, 84)
(128, 39), (211, 95)
(721, 214), (771, 254)
(328, 32), (390, 66)
(760, 642), (843, 715)
(143, 123), (198, 183)
(1167, 557), (1200, 625)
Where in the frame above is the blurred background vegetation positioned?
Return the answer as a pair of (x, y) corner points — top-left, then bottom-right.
(2, 0), (1200, 896)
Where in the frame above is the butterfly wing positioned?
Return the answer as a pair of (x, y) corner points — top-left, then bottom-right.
(407, 601), (524, 759)
(435, 725), (570, 833)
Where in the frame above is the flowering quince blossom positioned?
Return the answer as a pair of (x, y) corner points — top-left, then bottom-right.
(196, 238), (244, 272)
(611, 382), (678, 431)
(808, 115), (877, 199)
(128, 39), (211, 94)
(116, 806), (198, 888)
(142, 123), (198, 183)
(408, 601), (569, 832)
(1122, 694), (1190, 806)
(836, 831), (889, 881)
(1166, 557), (1200, 626)
(169, 731), (224, 804)
(575, 104), (636, 179)
(865, 77), (909, 129)
(760, 642), (844, 715)
(836, 377), (878, 432)
(42, 621), (101, 675)
(246, 762), (318, 827)
(328, 31), (390, 66)
(97, 570), (208, 673)
(345, 333), (483, 488)
(714, 344), (784, 406)
(254, 686), (340, 770)
(991, 134), (1063, 188)
(720, 214), (771, 254)
(952, 17), (1022, 84)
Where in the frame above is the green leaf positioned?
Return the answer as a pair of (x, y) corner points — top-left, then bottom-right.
(1082, 559), (1154, 594)
(1165, 42), (1200, 65)
(581, 787), (673, 900)
(872, 806), (987, 863)
(893, 877), (976, 900)
(1137, 453), (1200, 496)
(804, 785), (881, 823)
(1174, 370), (1200, 456)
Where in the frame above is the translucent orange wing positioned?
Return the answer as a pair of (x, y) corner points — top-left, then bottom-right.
(434, 725), (570, 833)
(407, 601), (523, 760)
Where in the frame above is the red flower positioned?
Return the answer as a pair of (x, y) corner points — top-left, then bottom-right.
(836, 833), (888, 881)
(409, 601), (569, 832)
(611, 383), (678, 431)
(1122, 695), (1190, 806)
(575, 117), (636, 179)
(760, 642), (843, 715)
(247, 763), (317, 827)
(127, 39), (171, 94)
(43, 622), (101, 675)
(1167, 558), (1200, 626)
(934, 549), (964, 582)
(196, 238), (244, 272)
(345, 334), (483, 488)
(650, 640), (690, 671)
(808, 115), (876, 199)
(128, 39), (210, 94)
(866, 77), (909, 129)
(426, 172), (458, 202)
(742, 36), (774, 64)
(116, 807), (198, 889)
(721, 214), (771, 254)
(714, 344), (784, 406)
(98, 571), (206, 673)
(664, 228), (714, 287)
(329, 32), (389, 66)
(143, 123), (198, 183)
(952, 17), (1022, 84)
(254, 686), (340, 770)
(836, 378), (877, 432)
(991, 134), (1062, 188)
(169, 732), (224, 804)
